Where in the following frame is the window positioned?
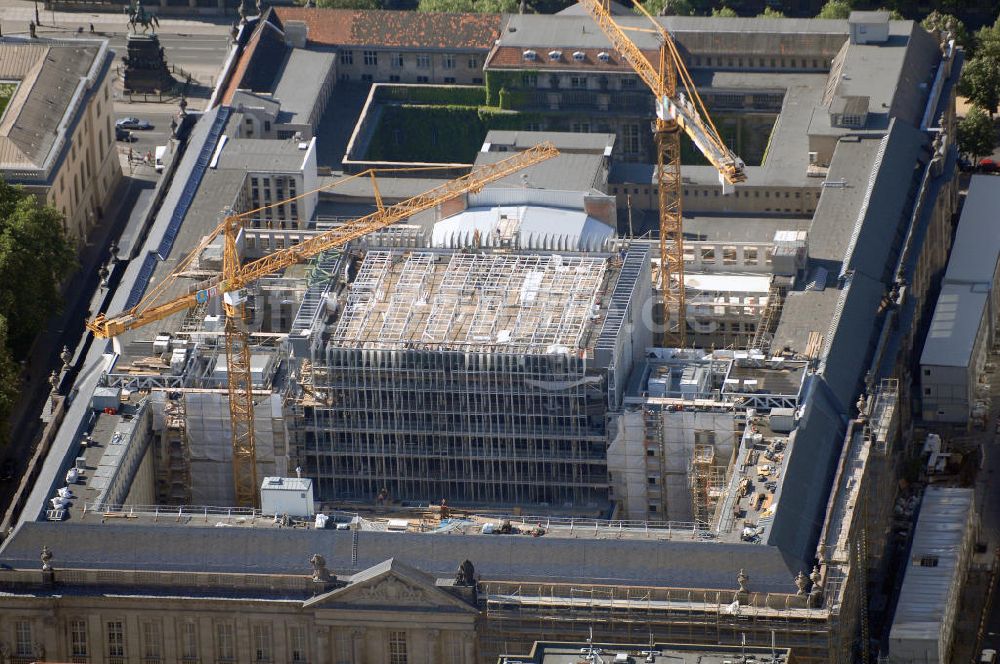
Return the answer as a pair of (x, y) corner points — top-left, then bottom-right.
(444, 77), (456, 84)
(361, 74), (373, 82)
(363, 50), (377, 66)
(649, 504), (658, 512)
(289, 625), (308, 663)
(700, 247), (716, 262)
(340, 50), (353, 65)
(417, 75), (429, 83)
(622, 124), (640, 154)
(442, 53), (455, 69)
(389, 74), (400, 82)
(723, 246), (738, 265)
(16, 621), (33, 657)
(694, 430), (716, 445)
(106, 620), (125, 660)
(70, 620), (89, 658)
(468, 56), (478, 68)
(252, 624), (272, 662)
(142, 621), (163, 660)
(647, 476), (657, 485)
(646, 449), (655, 457)
(391, 53), (404, 68)
(924, 369), (931, 376)
(264, 120), (271, 132)
(179, 621), (198, 660)
(919, 555), (939, 567)
(473, 77), (483, 84)
(744, 247), (758, 265)
(389, 631), (408, 664)
(417, 54), (430, 69)
(621, 76), (637, 89)
(215, 623), (235, 662)
(570, 76), (586, 89)
(521, 73), (537, 88)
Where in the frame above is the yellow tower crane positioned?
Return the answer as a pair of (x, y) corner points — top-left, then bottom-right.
(578, 0), (746, 346)
(87, 142), (559, 507)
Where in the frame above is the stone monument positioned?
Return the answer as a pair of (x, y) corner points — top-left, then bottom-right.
(121, 1), (174, 94)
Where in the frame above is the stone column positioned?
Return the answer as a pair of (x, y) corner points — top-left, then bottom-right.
(425, 629), (440, 664)
(463, 632), (475, 662)
(314, 626), (329, 664)
(351, 628), (365, 663)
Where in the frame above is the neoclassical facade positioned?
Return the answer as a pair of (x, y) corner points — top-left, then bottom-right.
(0, 558), (479, 664)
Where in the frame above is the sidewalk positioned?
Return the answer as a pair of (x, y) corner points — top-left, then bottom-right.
(0, 2), (234, 33)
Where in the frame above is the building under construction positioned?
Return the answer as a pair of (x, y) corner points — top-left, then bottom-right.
(0, 8), (968, 664)
(296, 247), (649, 505)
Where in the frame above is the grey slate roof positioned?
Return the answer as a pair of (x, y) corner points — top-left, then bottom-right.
(920, 283), (989, 369)
(889, 487), (973, 648)
(0, 38), (108, 175)
(945, 175), (1000, 286)
(0, 520), (803, 592)
(272, 48), (335, 124)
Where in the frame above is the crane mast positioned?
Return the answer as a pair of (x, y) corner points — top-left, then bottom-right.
(578, 0), (746, 345)
(88, 142), (559, 506)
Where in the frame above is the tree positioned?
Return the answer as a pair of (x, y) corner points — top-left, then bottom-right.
(314, 0), (380, 8)
(816, 0), (850, 18)
(921, 10), (971, 51)
(0, 316), (18, 445)
(0, 181), (75, 358)
(640, 0), (693, 16)
(957, 106), (996, 162)
(710, 5), (737, 16)
(959, 55), (1000, 116)
(417, 0), (516, 11)
(877, 6), (903, 19)
(757, 6), (785, 17)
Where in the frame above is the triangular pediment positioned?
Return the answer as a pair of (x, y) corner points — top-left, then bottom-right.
(304, 558), (477, 613)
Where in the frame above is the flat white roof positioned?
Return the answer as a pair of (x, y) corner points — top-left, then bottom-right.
(919, 283), (988, 368)
(431, 205), (613, 251)
(945, 175), (1000, 286)
(260, 476), (313, 492)
(889, 487), (973, 644)
(684, 273), (771, 293)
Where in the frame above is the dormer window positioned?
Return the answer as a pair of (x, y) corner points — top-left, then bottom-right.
(573, 51), (586, 62)
(523, 49), (537, 61)
(548, 50), (562, 61)
(597, 51), (610, 62)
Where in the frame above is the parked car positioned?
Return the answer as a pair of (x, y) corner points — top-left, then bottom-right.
(979, 158), (999, 173)
(958, 157), (973, 172)
(115, 126), (133, 142)
(116, 117), (153, 130)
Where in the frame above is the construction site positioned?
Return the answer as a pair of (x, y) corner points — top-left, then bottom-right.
(0, 5), (972, 664)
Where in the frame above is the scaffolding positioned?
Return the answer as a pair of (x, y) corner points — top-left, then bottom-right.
(478, 579), (839, 664)
(690, 443), (714, 524)
(161, 393), (191, 504)
(300, 248), (641, 506)
(749, 279), (785, 353)
(644, 408), (667, 516)
(328, 251), (608, 353)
